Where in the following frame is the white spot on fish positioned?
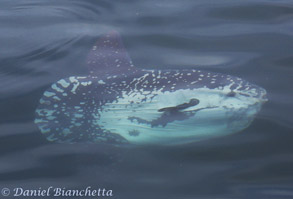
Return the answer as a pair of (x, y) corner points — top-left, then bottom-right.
(63, 128), (72, 136)
(53, 96), (61, 101)
(98, 80), (106, 84)
(71, 83), (79, 94)
(44, 91), (55, 97)
(58, 79), (70, 88)
(81, 81), (92, 86)
(69, 77), (78, 83)
(52, 84), (64, 93)
(74, 113), (83, 118)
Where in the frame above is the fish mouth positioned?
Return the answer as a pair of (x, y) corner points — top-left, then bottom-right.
(256, 88), (268, 104)
(239, 85), (268, 104)
(256, 85), (268, 102)
(260, 91), (268, 103)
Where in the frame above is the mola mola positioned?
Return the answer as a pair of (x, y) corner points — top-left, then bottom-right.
(35, 31), (267, 145)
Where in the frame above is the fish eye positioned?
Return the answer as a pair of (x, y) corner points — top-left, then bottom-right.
(227, 91), (236, 97)
(189, 98), (200, 105)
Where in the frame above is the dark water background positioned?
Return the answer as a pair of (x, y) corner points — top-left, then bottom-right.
(1, 0), (293, 198)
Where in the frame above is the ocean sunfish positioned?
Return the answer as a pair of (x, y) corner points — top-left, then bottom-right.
(35, 31), (267, 145)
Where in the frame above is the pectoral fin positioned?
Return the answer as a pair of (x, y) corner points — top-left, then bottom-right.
(158, 98), (199, 112)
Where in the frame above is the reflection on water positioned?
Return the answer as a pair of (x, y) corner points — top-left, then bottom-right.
(0, 0), (293, 198)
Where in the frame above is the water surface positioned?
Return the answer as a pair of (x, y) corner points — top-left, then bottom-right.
(1, 0), (293, 198)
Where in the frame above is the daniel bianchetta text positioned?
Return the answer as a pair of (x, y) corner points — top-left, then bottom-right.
(1, 186), (113, 197)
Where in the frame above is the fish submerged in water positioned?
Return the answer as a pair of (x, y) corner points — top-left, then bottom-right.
(35, 31), (267, 145)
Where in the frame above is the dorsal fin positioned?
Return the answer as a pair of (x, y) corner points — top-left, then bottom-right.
(86, 31), (138, 78)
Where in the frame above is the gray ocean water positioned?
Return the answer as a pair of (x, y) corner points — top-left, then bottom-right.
(0, 0), (293, 198)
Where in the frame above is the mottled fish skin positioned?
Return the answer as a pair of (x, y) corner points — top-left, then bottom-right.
(35, 76), (128, 143)
(35, 31), (267, 145)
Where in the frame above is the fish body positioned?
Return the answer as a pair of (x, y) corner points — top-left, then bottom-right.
(35, 31), (267, 145)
